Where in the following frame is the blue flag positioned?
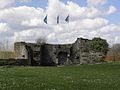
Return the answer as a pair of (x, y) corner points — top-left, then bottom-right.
(44, 15), (47, 24)
(57, 16), (59, 24)
(65, 15), (69, 23)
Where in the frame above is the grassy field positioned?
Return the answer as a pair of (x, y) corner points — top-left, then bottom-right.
(0, 63), (120, 90)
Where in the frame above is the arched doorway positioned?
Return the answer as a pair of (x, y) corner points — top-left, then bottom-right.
(58, 52), (68, 65)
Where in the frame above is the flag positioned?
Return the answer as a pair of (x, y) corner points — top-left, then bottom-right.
(65, 15), (69, 23)
(44, 15), (47, 24)
(57, 16), (59, 24)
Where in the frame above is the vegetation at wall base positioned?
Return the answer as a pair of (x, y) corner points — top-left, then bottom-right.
(0, 63), (120, 90)
(0, 59), (28, 66)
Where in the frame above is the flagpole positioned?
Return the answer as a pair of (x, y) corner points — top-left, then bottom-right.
(57, 15), (59, 42)
(43, 14), (48, 43)
(68, 16), (69, 32)
(65, 15), (69, 36)
(68, 15), (69, 32)
(65, 14), (70, 63)
(56, 15), (60, 64)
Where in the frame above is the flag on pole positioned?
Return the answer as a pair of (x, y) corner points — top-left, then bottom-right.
(65, 15), (69, 23)
(57, 16), (59, 24)
(44, 15), (47, 24)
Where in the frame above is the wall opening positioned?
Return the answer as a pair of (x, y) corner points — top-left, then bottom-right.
(58, 52), (68, 65)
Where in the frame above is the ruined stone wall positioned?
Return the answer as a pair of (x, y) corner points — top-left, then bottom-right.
(70, 38), (90, 64)
(14, 42), (28, 59)
(41, 44), (57, 65)
(26, 43), (42, 65)
(71, 38), (105, 64)
(41, 44), (72, 65)
(14, 42), (42, 65)
(56, 44), (72, 65)
(14, 38), (106, 66)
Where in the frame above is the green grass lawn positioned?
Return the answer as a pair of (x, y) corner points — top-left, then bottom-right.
(0, 63), (120, 90)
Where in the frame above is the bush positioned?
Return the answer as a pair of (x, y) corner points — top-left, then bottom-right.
(90, 37), (109, 55)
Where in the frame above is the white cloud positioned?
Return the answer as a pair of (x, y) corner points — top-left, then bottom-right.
(13, 17), (111, 44)
(75, 18), (109, 30)
(87, 0), (107, 6)
(66, 2), (101, 18)
(0, 6), (44, 30)
(19, 0), (31, 3)
(0, 0), (119, 49)
(21, 18), (43, 26)
(0, 0), (31, 9)
(0, 23), (13, 42)
(95, 24), (120, 44)
(107, 5), (117, 15)
(0, 0), (15, 9)
(99, 24), (119, 33)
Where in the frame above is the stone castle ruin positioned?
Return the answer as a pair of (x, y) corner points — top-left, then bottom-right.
(14, 38), (105, 66)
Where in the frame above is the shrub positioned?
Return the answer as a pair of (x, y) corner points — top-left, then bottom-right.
(90, 37), (109, 55)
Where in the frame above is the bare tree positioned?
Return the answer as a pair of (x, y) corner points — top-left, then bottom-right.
(111, 44), (120, 61)
(0, 40), (12, 59)
(36, 37), (47, 44)
(0, 42), (3, 51)
(0, 40), (11, 51)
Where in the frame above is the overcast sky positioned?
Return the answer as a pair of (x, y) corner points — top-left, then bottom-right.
(0, 0), (120, 47)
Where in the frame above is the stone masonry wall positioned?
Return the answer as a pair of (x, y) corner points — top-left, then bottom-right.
(14, 38), (106, 66)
